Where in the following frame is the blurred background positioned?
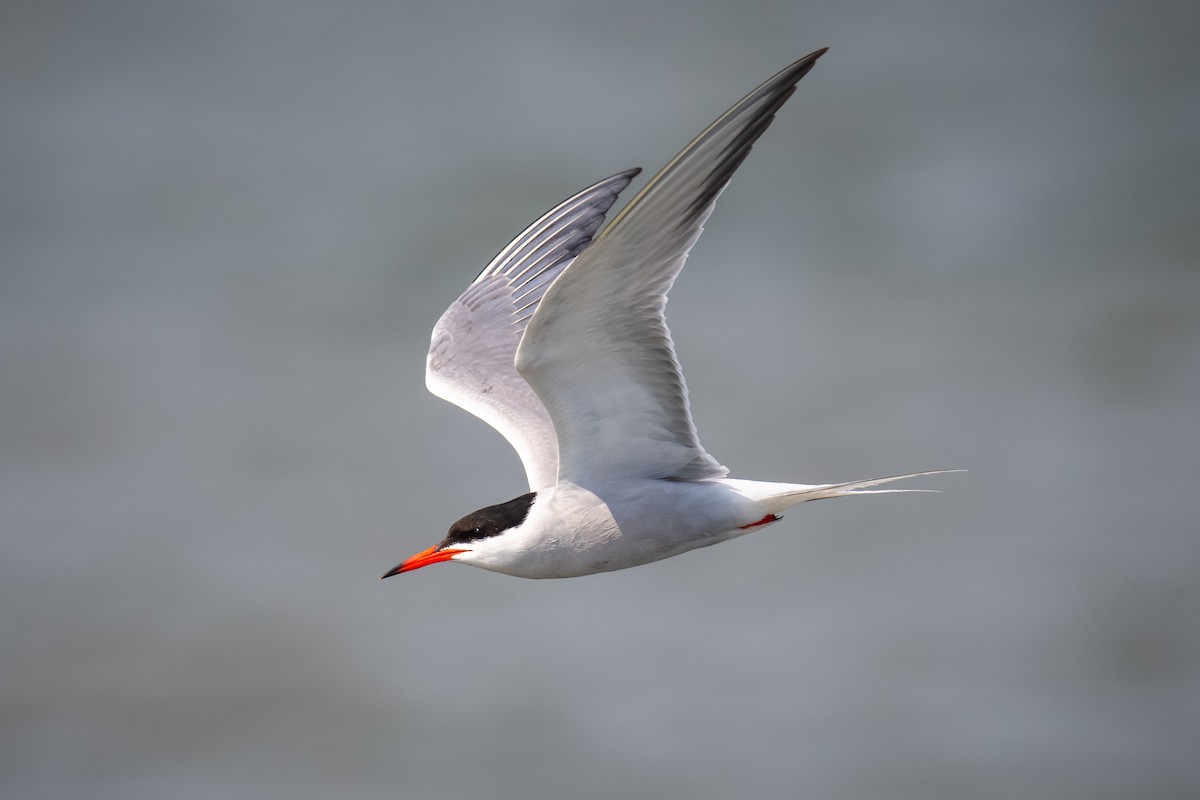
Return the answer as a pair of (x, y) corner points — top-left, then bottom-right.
(3, 1), (1198, 798)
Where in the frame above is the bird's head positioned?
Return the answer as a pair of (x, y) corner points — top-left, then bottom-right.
(381, 491), (537, 577)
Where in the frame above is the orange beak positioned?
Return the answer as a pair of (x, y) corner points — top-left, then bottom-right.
(381, 545), (467, 578)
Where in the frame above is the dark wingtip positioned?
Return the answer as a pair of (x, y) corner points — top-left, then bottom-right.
(779, 47), (830, 86)
(598, 167), (643, 199)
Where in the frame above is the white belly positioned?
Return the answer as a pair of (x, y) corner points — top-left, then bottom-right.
(476, 479), (767, 578)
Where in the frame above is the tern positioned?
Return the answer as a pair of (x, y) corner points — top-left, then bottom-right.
(384, 48), (952, 580)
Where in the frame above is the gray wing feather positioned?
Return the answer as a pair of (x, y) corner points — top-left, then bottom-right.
(426, 169), (641, 490)
(517, 50), (827, 484)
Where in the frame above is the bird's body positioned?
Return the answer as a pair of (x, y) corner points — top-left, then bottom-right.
(450, 479), (753, 579)
(428, 475), (938, 579)
(385, 48), (953, 580)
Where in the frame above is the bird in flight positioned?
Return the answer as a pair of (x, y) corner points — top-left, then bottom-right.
(384, 48), (953, 580)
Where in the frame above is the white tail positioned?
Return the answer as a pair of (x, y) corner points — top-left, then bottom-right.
(724, 470), (962, 518)
(782, 469), (962, 502)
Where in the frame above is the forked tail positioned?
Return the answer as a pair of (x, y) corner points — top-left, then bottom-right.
(724, 470), (962, 518)
(781, 469), (962, 503)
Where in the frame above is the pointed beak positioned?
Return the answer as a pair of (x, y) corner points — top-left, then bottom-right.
(380, 545), (467, 578)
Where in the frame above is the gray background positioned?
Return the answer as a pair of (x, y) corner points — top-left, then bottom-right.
(4, 1), (1198, 798)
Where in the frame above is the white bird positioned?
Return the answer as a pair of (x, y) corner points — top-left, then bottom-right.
(385, 48), (953, 580)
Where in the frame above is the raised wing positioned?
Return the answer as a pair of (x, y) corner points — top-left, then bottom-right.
(426, 169), (641, 491)
(516, 50), (827, 485)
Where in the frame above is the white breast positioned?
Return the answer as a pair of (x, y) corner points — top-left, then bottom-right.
(473, 480), (759, 578)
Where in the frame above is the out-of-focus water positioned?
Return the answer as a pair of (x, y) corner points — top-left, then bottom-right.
(3, 1), (1198, 798)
